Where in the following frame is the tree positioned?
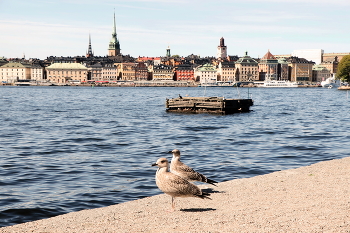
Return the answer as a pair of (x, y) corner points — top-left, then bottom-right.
(336, 55), (350, 83)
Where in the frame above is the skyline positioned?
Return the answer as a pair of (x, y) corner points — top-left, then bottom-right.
(1, 0), (350, 60)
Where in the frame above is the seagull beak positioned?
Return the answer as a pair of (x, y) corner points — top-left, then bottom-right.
(151, 163), (158, 167)
(167, 150), (173, 154)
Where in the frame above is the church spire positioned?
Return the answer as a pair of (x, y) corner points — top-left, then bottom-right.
(108, 10), (121, 56)
(86, 33), (94, 58)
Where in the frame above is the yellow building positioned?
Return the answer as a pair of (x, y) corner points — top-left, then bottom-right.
(152, 64), (174, 81)
(0, 62), (31, 83)
(287, 57), (314, 83)
(46, 63), (88, 84)
(116, 63), (136, 81)
(234, 52), (259, 82)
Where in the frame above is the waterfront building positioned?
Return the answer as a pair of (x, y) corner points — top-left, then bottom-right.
(234, 52), (259, 82)
(217, 61), (235, 82)
(87, 63), (103, 81)
(108, 12), (121, 56)
(152, 64), (174, 81)
(46, 63), (88, 84)
(31, 63), (45, 81)
(195, 63), (217, 85)
(216, 37), (227, 59)
(135, 62), (149, 81)
(116, 63), (137, 81)
(287, 56), (315, 83)
(259, 50), (278, 81)
(320, 56), (338, 74)
(101, 63), (118, 81)
(0, 62), (32, 83)
(277, 58), (290, 81)
(175, 64), (195, 81)
(312, 65), (332, 83)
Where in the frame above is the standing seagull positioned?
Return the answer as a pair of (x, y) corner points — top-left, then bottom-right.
(169, 149), (218, 186)
(152, 157), (211, 211)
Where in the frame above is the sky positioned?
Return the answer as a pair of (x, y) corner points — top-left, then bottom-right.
(0, 0), (349, 60)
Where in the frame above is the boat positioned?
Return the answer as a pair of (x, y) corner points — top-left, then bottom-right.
(321, 77), (340, 88)
(257, 80), (298, 88)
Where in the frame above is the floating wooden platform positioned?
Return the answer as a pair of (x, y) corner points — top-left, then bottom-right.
(165, 96), (253, 114)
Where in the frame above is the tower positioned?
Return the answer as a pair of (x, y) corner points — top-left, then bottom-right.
(216, 37), (227, 59)
(86, 34), (94, 58)
(166, 46), (171, 57)
(108, 11), (121, 56)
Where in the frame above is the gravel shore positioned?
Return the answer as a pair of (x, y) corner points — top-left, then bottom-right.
(1, 157), (349, 233)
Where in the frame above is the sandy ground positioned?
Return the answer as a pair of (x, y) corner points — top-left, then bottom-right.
(1, 157), (349, 233)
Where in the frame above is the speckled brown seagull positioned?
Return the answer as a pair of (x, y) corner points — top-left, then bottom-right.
(152, 157), (211, 211)
(169, 149), (218, 186)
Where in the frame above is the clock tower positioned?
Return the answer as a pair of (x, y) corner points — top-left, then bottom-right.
(216, 37), (227, 59)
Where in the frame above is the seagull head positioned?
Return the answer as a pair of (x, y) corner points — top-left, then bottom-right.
(168, 149), (181, 159)
(152, 157), (169, 168)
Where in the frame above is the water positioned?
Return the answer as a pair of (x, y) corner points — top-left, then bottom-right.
(0, 86), (349, 227)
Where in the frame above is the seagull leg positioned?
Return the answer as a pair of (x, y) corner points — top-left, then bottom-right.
(171, 197), (176, 212)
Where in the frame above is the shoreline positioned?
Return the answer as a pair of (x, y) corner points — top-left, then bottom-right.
(1, 157), (349, 232)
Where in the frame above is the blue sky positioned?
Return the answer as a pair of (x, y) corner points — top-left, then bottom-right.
(0, 0), (349, 59)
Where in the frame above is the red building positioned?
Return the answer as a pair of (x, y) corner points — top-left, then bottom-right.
(175, 64), (195, 81)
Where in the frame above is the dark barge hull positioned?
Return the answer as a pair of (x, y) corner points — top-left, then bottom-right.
(166, 97), (253, 114)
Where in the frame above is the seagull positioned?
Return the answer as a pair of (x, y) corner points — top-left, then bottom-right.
(169, 149), (218, 186)
(152, 157), (211, 211)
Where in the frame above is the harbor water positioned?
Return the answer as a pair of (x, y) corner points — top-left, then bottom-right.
(0, 86), (349, 227)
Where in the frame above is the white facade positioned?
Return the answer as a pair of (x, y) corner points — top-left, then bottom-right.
(0, 62), (31, 83)
(196, 63), (217, 85)
(292, 49), (324, 65)
(31, 65), (44, 81)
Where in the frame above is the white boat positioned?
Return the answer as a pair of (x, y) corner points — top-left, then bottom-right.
(257, 80), (298, 88)
(321, 77), (340, 88)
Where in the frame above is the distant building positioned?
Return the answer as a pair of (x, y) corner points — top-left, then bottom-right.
(216, 37), (227, 59)
(152, 64), (174, 81)
(291, 49), (323, 65)
(312, 65), (332, 83)
(117, 63), (137, 81)
(175, 64), (195, 81)
(46, 63), (88, 84)
(195, 63), (217, 85)
(31, 63), (45, 81)
(87, 63), (103, 81)
(101, 63), (118, 81)
(320, 56), (338, 74)
(135, 62), (148, 81)
(0, 62), (32, 83)
(287, 56), (315, 82)
(259, 50), (278, 81)
(108, 12), (121, 56)
(217, 61), (235, 82)
(277, 58), (290, 81)
(234, 52), (259, 82)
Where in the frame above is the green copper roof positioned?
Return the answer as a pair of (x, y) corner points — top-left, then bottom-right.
(198, 63), (216, 72)
(1, 62), (32, 68)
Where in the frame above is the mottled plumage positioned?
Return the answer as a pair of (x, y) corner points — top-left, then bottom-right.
(169, 149), (218, 186)
(152, 157), (211, 211)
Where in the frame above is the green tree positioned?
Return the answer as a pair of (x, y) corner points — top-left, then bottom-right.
(336, 55), (350, 82)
